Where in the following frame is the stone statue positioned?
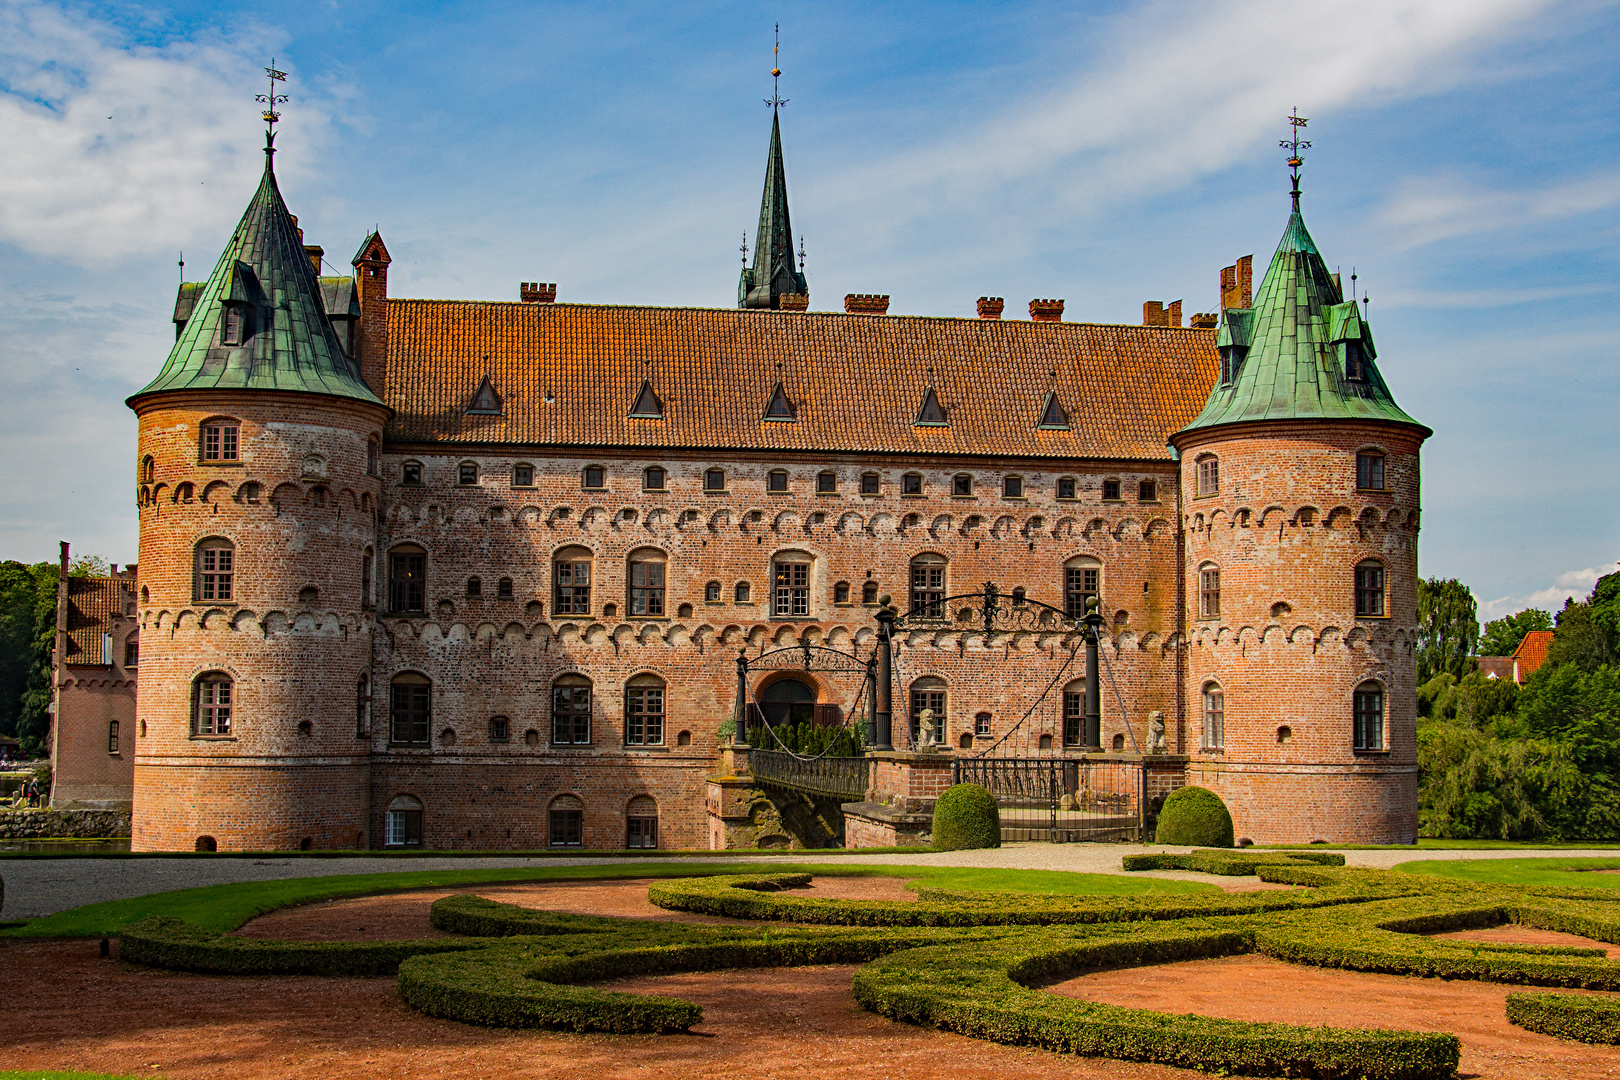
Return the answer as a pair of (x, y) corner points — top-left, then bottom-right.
(917, 707), (939, 748)
(1148, 710), (1166, 753)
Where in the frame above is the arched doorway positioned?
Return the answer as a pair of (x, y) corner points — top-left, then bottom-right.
(760, 677), (816, 728)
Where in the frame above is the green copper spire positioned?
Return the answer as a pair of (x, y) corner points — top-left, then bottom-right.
(739, 103), (808, 309)
(1176, 206), (1426, 437)
(129, 147), (383, 408)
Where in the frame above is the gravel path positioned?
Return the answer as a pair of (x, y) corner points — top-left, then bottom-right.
(2, 844), (1616, 920)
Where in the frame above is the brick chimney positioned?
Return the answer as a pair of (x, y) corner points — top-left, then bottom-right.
(1220, 255), (1254, 309)
(780, 293), (809, 311)
(977, 296), (1004, 319)
(352, 232), (392, 398)
(845, 294), (890, 315)
(1142, 300), (1183, 327)
(1029, 298), (1064, 322)
(520, 282), (557, 304)
(304, 245), (324, 275)
(1189, 312), (1218, 328)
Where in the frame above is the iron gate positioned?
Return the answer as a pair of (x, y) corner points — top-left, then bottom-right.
(953, 757), (1145, 842)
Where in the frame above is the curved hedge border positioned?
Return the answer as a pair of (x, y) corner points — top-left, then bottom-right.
(118, 916), (482, 976)
(1122, 849), (1346, 875)
(1505, 990), (1620, 1044)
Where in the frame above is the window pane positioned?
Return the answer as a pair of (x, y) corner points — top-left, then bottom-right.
(1004, 476), (1022, 498)
(1102, 479), (1121, 500)
(1063, 692), (1084, 745)
(861, 474), (879, 494)
(1057, 477), (1076, 499)
(553, 685), (591, 744)
(954, 474), (972, 496)
(1139, 479), (1157, 501)
(902, 474), (922, 495)
(390, 553), (425, 612)
(550, 809), (582, 846)
(705, 469), (725, 491)
(768, 471), (788, 492)
(514, 465), (533, 485)
(585, 467), (604, 488)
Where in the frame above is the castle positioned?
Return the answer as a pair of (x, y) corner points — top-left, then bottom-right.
(119, 99), (1429, 851)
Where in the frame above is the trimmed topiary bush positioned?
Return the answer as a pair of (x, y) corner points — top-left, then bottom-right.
(931, 783), (1001, 851)
(1154, 786), (1234, 848)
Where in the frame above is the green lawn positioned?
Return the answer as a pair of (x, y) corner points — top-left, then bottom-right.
(1392, 857), (1620, 888)
(1255, 838), (1620, 851)
(1, 862), (1216, 939)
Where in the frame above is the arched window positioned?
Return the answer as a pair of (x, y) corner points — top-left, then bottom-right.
(1202, 682), (1225, 750)
(643, 465), (666, 491)
(909, 554), (947, 617)
(909, 676), (947, 743)
(356, 674), (370, 738)
(862, 580), (879, 604)
(1354, 682), (1385, 751)
(975, 711), (992, 736)
(1357, 451), (1386, 491)
(834, 581), (850, 604)
(553, 546), (593, 615)
(497, 576), (514, 600)
(388, 545), (426, 613)
(626, 795), (658, 849)
(194, 539), (234, 601)
(1196, 455), (1219, 496)
(140, 455), (155, 484)
(107, 720), (120, 755)
(390, 672), (431, 746)
(704, 467), (726, 492)
(1355, 560), (1385, 617)
(175, 482), (195, 504)
(467, 575), (482, 598)
(628, 548), (667, 616)
(1063, 556), (1100, 619)
(705, 580), (721, 602)
(1062, 678), (1087, 746)
(386, 795), (423, 847)
(734, 581), (752, 603)
(761, 678), (816, 728)
(549, 794), (583, 847)
(1198, 563), (1221, 619)
(458, 461), (479, 486)
(361, 547), (374, 609)
(773, 551), (812, 617)
(193, 672), (233, 736)
(199, 418), (240, 462)
(552, 674), (592, 745)
(239, 481), (261, 504)
(625, 674), (666, 746)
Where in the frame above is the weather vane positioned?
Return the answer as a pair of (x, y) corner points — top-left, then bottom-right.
(1280, 109), (1310, 210)
(766, 24), (787, 110)
(256, 60), (289, 156)
(798, 234), (807, 272)
(740, 232), (749, 267)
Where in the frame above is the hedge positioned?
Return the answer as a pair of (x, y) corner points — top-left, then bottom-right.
(1505, 990), (1620, 1044)
(117, 916), (485, 976)
(931, 784), (1001, 851)
(1122, 849), (1346, 875)
(1154, 786), (1234, 847)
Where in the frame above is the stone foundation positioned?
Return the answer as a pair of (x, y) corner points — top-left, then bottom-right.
(0, 809), (132, 839)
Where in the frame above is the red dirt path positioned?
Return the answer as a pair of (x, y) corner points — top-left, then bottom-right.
(3, 880), (1616, 1079)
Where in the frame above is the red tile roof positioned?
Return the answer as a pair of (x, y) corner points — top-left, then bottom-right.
(65, 576), (132, 664)
(382, 301), (1219, 460)
(1512, 630), (1555, 682)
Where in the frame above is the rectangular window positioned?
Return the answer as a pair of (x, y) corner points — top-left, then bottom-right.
(705, 468), (726, 491)
(201, 423), (239, 462)
(1197, 458), (1219, 496)
(1355, 564), (1385, 617)
(1003, 476), (1023, 498)
(1354, 688), (1385, 751)
(817, 471), (837, 493)
(496, 577), (514, 600)
(774, 561), (810, 617)
(222, 306), (244, 346)
(555, 561), (591, 614)
(767, 471), (789, 492)
(549, 809), (582, 847)
(513, 464), (534, 486)
(1063, 691), (1085, 746)
(1102, 479), (1121, 501)
(1199, 568), (1220, 619)
(630, 561), (665, 616)
(489, 716), (509, 742)
(390, 682), (431, 745)
(584, 466), (605, 489)
(196, 680), (232, 736)
(910, 561), (946, 617)
(552, 685), (592, 744)
(108, 720), (120, 754)
(902, 474), (923, 495)
(953, 474), (973, 496)
(402, 462), (422, 485)
(124, 637), (139, 668)
(1057, 477), (1077, 500)
(386, 809), (422, 846)
(1203, 690), (1225, 749)
(367, 442), (379, 476)
(1344, 341), (1365, 381)
(910, 688), (946, 742)
(705, 580), (721, 602)
(1357, 453), (1385, 491)
(860, 473), (879, 495)
(626, 686), (665, 746)
(389, 552), (425, 613)
(626, 816), (658, 849)
(1064, 566), (1098, 618)
(458, 463), (478, 485)
(643, 467), (666, 491)
(198, 546), (234, 601)
(975, 712), (992, 736)
(1139, 479), (1158, 501)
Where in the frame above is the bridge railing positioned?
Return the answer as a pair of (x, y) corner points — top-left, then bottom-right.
(747, 749), (873, 802)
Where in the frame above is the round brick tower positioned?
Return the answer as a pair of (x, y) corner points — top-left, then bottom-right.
(127, 145), (389, 851)
(1169, 201), (1430, 845)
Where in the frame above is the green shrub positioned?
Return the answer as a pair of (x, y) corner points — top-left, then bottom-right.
(931, 784), (1001, 851)
(118, 915), (482, 976)
(1505, 990), (1620, 1044)
(1154, 786), (1234, 847)
(1122, 849), (1344, 875)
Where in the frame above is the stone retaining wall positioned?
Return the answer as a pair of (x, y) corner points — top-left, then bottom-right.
(0, 809), (132, 839)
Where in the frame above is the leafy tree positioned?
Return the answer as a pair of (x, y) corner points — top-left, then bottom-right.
(0, 560), (60, 753)
(1545, 598), (1617, 674)
(1417, 721), (1580, 839)
(1511, 661), (1620, 838)
(1479, 608), (1553, 656)
(1417, 578), (1479, 683)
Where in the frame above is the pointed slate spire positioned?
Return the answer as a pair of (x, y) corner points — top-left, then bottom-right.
(1177, 207), (1426, 437)
(763, 381), (796, 420)
(129, 151), (382, 408)
(629, 379), (664, 418)
(739, 109), (809, 309)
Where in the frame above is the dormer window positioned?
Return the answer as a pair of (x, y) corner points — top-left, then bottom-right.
(1218, 346), (1247, 387)
(1343, 340), (1366, 382)
(222, 306), (245, 347)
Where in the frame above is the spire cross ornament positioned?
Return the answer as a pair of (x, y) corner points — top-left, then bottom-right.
(256, 60), (289, 157)
(740, 232), (749, 267)
(1280, 109), (1310, 210)
(765, 24), (787, 109)
(798, 234), (807, 272)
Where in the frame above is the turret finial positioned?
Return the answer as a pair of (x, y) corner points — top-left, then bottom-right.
(1280, 109), (1310, 211)
(766, 24), (787, 110)
(256, 60), (289, 163)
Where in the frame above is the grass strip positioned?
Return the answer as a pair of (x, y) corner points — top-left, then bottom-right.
(1505, 990), (1620, 1044)
(1393, 857), (1620, 890)
(1123, 849), (1345, 875)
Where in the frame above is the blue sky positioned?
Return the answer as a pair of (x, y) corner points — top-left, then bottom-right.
(0, 0), (1615, 620)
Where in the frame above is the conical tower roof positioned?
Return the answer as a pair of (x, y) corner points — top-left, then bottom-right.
(1176, 209), (1425, 439)
(129, 151), (384, 408)
(739, 109), (809, 309)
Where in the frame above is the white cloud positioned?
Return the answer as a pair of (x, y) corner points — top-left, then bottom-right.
(1477, 564), (1618, 621)
(0, 1), (338, 263)
(1374, 170), (1620, 249)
